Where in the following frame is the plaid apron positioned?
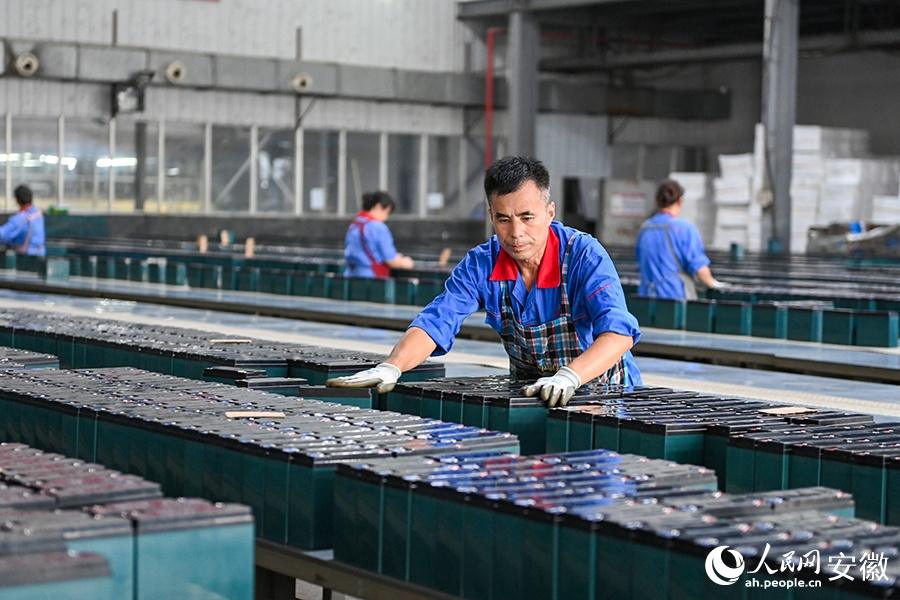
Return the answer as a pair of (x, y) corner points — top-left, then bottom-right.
(499, 233), (626, 384)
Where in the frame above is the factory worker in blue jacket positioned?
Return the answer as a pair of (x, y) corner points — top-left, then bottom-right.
(636, 179), (725, 300)
(344, 191), (414, 278)
(327, 156), (642, 407)
(0, 185), (45, 257)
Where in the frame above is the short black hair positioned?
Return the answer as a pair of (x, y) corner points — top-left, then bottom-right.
(361, 191), (395, 212)
(483, 156), (550, 204)
(13, 185), (33, 206)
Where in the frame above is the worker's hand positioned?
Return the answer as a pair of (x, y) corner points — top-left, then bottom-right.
(521, 366), (581, 408)
(709, 279), (731, 290)
(326, 362), (401, 393)
(398, 255), (415, 269)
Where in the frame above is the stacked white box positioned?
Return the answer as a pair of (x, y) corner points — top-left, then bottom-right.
(820, 158), (900, 222)
(793, 125), (870, 157)
(710, 152), (760, 250)
(717, 154), (755, 178)
(720, 123), (877, 252)
(668, 172), (714, 244)
(712, 177), (752, 205)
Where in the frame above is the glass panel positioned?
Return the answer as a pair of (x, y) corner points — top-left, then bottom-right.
(163, 123), (204, 213)
(10, 117), (58, 208)
(426, 135), (462, 216)
(113, 120), (159, 213)
(303, 129), (338, 214)
(63, 118), (108, 212)
(388, 134), (419, 215)
(211, 125), (250, 212)
(258, 128), (294, 213)
(346, 132), (380, 213)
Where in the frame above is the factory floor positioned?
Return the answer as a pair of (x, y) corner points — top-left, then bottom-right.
(1, 287), (898, 420)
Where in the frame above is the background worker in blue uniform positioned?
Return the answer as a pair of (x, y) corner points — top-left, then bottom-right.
(0, 185), (45, 257)
(636, 179), (726, 300)
(328, 156), (642, 407)
(344, 191), (414, 278)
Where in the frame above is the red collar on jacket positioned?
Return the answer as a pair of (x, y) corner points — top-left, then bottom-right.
(488, 227), (560, 289)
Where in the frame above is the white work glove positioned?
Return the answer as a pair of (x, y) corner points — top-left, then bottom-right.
(521, 366), (582, 408)
(710, 279), (731, 290)
(326, 362), (401, 393)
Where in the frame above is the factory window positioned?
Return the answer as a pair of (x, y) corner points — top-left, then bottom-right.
(258, 128), (295, 213)
(9, 117), (59, 207)
(63, 118), (110, 213)
(303, 130), (339, 214)
(163, 123), (205, 213)
(388, 134), (420, 215)
(346, 132), (380, 213)
(426, 136), (462, 216)
(211, 125), (251, 212)
(114, 120), (159, 213)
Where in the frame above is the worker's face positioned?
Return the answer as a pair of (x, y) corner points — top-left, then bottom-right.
(489, 180), (555, 264)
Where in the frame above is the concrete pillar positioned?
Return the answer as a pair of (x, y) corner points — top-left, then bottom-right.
(157, 121), (165, 213)
(378, 132), (388, 190)
(417, 134), (428, 217)
(761, 0), (799, 253)
(294, 125), (304, 215)
(134, 121), (147, 211)
(249, 124), (259, 214)
(337, 129), (347, 216)
(57, 115), (65, 207)
(507, 10), (539, 157)
(203, 123), (212, 214)
(108, 118), (116, 212)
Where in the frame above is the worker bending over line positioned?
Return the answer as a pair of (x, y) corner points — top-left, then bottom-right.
(0, 185), (45, 257)
(329, 156), (642, 408)
(344, 191), (414, 278)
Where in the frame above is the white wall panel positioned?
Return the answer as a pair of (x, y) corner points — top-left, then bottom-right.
(1, 0), (471, 72)
(0, 0), (115, 44)
(0, 79), (107, 118)
(297, 0), (467, 71)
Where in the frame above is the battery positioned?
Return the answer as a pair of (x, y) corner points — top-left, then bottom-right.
(90, 498), (254, 600)
(0, 551), (113, 600)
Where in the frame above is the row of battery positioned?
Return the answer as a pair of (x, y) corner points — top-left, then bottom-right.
(0, 366), (518, 549)
(43, 239), (900, 310)
(0, 442), (253, 600)
(388, 377), (900, 526)
(0, 347), (59, 371)
(387, 377), (872, 455)
(542, 387), (900, 525)
(0, 308), (444, 383)
(334, 449), (900, 600)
